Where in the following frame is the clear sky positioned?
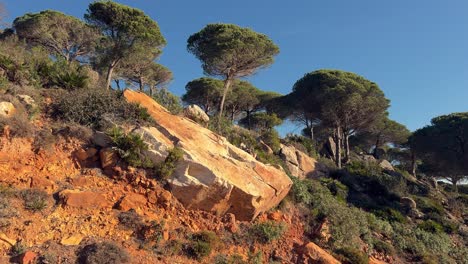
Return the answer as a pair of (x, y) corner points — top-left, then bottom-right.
(2, 0), (467, 133)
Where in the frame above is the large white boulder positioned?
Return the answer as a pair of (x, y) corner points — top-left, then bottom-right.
(125, 90), (292, 221)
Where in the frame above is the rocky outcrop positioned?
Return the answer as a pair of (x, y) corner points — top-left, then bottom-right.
(0, 102), (15, 118)
(299, 242), (341, 264)
(58, 190), (111, 210)
(124, 90), (292, 221)
(279, 144), (317, 179)
(379, 159), (394, 171)
(183, 104), (210, 124)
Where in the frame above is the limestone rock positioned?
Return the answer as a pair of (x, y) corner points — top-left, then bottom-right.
(379, 159), (394, 171)
(60, 234), (84, 246)
(99, 148), (118, 168)
(16, 95), (35, 108)
(59, 190), (111, 210)
(299, 242), (341, 264)
(401, 197), (417, 209)
(279, 144), (317, 179)
(0, 102), (15, 118)
(183, 104), (210, 124)
(92, 131), (112, 148)
(124, 90), (292, 221)
(116, 193), (148, 212)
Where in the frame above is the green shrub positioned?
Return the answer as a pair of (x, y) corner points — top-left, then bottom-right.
(77, 241), (130, 264)
(188, 231), (219, 260)
(20, 189), (48, 212)
(161, 239), (183, 256)
(346, 160), (382, 178)
(373, 208), (407, 223)
(38, 58), (89, 90)
(289, 177), (314, 205)
(208, 116), (233, 136)
(320, 178), (348, 202)
(155, 147), (184, 180)
(418, 220), (444, 234)
(152, 88), (183, 115)
(284, 134), (318, 157)
(117, 210), (143, 230)
(138, 220), (165, 245)
(259, 129), (281, 153)
(108, 127), (154, 168)
(51, 88), (153, 129)
(413, 196), (444, 216)
(335, 247), (369, 264)
(372, 239), (396, 256)
(249, 221), (285, 244)
(10, 241), (26, 256)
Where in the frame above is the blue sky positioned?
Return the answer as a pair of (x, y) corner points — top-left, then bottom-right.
(2, 0), (467, 134)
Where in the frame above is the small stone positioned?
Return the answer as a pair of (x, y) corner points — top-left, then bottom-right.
(99, 148), (118, 168)
(75, 149), (88, 161)
(60, 234), (84, 246)
(18, 251), (38, 264)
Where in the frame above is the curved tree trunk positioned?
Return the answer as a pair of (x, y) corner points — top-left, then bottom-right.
(218, 77), (233, 120)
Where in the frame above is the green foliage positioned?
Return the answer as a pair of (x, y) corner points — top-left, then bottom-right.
(188, 231), (219, 260)
(0, 36), (51, 86)
(108, 127), (153, 168)
(335, 247), (369, 264)
(118, 210), (144, 230)
(155, 147), (184, 180)
(13, 10), (98, 62)
(372, 239), (396, 256)
(249, 221), (285, 244)
(259, 129), (281, 153)
(187, 23), (279, 119)
(284, 134), (318, 157)
(78, 241), (130, 264)
(208, 115), (233, 136)
(320, 178), (349, 202)
(86, 1), (166, 88)
(418, 220), (444, 234)
(346, 160), (383, 178)
(374, 208), (407, 223)
(20, 188), (48, 212)
(51, 88), (153, 129)
(10, 241), (26, 256)
(411, 112), (468, 190)
(183, 77), (223, 114)
(239, 112), (282, 132)
(152, 88), (182, 114)
(38, 59), (90, 90)
(187, 23), (279, 79)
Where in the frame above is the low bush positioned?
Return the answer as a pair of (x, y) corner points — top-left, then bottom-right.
(372, 239), (396, 256)
(51, 88), (153, 130)
(117, 210), (144, 230)
(155, 147), (184, 180)
(335, 247), (369, 264)
(10, 242), (26, 256)
(108, 127), (154, 168)
(152, 88), (183, 115)
(32, 128), (56, 152)
(188, 231), (219, 260)
(249, 221), (285, 244)
(418, 220), (444, 234)
(138, 220), (165, 246)
(77, 241), (130, 264)
(19, 189), (48, 212)
(259, 129), (281, 153)
(284, 134), (318, 157)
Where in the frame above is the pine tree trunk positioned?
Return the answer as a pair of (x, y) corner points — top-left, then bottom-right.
(344, 133), (350, 163)
(334, 127), (342, 169)
(105, 63), (116, 90)
(139, 76), (144, 91)
(411, 150), (417, 177)
(218, 78), (233, 120)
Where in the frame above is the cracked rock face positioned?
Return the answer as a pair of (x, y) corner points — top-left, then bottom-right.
(124, 90), (292, 221)
(279, 144), (317, 179)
